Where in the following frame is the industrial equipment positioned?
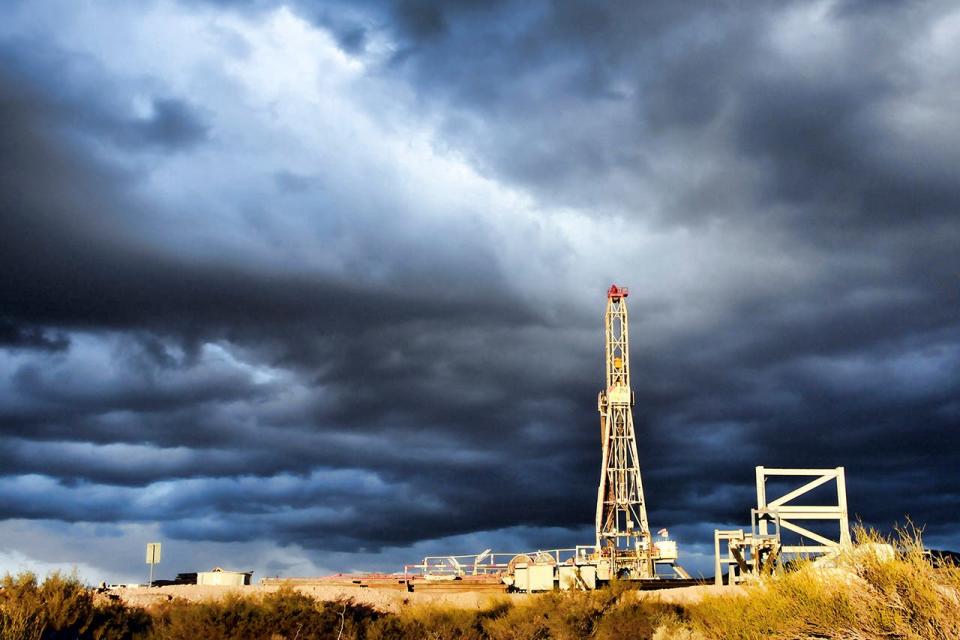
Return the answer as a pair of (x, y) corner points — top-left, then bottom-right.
(287, 285), (860, 594)
(408, 284), (688, 590)
(596, 284), (674, 579)
(715, 466), (852, 585)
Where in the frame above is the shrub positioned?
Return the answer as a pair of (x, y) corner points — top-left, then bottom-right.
(684, 566), (858, 640)
(0, 572), (151, 640)
(593, 600), (685, 640)
(481, 582), (677, 640)
(679, 525), (960, 640)
(846, 524), (960, 639)
(148, 588), (379, 640)
(0, 572), (46, 640)
(369, 604), (489, 640)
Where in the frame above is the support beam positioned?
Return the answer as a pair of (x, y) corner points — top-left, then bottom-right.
(768, 474), (836, 508)
(756, 466), (767, 536)
(779, 519), (841, 549)
(836, 467), (851, 545)
(761, 468), (842, 476)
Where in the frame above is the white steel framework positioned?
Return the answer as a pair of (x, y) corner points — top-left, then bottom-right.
(715, 466), (852, 585)
(595, 285), (652, 576)
(756, 466), (851, 554)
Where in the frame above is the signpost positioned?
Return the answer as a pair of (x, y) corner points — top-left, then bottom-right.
(146, 542), (162, 587)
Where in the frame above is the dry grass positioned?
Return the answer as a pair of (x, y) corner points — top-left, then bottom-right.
(2, 527), (957, 639)
(664, 524), (960, 640)
(0, 571), (151, 640)
(147, 588), (381, 640)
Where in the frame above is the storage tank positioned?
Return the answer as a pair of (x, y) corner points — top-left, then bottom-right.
(196, 567), (253, 586)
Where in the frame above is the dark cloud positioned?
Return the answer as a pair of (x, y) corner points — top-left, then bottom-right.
(0, 0), (958, 579)
(273, 170), (316, 193)
(121, 98), (209, 150)
(341, 0), (960, 545)
(0, 320), (69, 352)
(392, 0), (450, 41)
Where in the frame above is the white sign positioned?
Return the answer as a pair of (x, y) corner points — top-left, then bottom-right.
(146, 542), (162, 565)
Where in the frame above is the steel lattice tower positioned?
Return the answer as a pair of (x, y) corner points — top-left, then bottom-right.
(595, 284), (652, 575)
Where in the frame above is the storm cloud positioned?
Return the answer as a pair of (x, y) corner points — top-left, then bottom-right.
(0, 0), (957, 581)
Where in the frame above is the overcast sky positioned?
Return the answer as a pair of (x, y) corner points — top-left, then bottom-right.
(1, 0), (958, 583)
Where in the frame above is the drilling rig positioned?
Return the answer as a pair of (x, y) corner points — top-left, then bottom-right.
(596, 284), (653, 578)
(595, 284), (683, 579)
(409, 284), (687, 590)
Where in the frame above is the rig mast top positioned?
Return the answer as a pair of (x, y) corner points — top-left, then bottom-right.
(607, 284), (629, 299)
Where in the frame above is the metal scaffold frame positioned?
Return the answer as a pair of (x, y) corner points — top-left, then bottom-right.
(715, 466), (851, 585)
(756, 466), (851, 554)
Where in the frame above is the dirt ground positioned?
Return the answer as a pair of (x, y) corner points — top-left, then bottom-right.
(108, 584), (521, 613)
(107, 583), (739, 613)
(633, 584), (744, 605)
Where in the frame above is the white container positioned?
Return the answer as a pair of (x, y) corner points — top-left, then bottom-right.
(527, 564), (555, 592)
(196, 568), (252, 586)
